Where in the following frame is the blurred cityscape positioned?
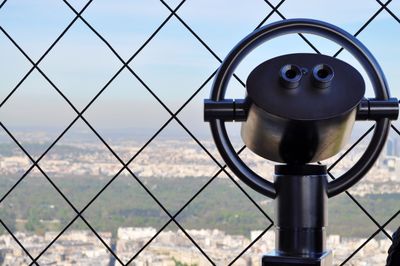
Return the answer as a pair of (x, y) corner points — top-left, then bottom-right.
(2, 134), (400, 196)
(0, 227), (393, 266)
(0, 134), (399, 265)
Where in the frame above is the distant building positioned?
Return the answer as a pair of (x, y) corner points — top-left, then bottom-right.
(117, 227), (157, 241)
(386, 137), (400, 157)
(387, 138), (395, 156)
(382, 156), (397, 172)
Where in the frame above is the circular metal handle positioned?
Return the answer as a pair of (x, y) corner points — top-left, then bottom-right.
(208, 18), (391, 199)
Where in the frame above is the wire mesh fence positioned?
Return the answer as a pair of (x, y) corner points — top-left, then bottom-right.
(0, 0), (400, 265)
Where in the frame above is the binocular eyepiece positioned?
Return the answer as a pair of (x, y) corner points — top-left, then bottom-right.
(280, 63), (334, 90)
(279, 64), (302, 89)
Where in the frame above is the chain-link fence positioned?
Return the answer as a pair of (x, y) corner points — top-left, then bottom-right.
(0, 0), (400, 265)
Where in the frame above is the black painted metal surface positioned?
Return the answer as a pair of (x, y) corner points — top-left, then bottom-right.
(241, 103), (356, 164)
(262, 165), (332, 265)
(246, 53), (364, 120)
(204, 18), (395, 199)
(240, 53), (366, 163)
(274, 165), (327, 255)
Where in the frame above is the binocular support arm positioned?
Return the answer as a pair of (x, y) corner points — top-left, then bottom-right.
(205, 18), (395, 199)
(356, 98), (399, 120)
(204, 98), (399, 122)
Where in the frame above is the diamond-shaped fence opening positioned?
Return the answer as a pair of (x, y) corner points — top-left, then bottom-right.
(83, 68), (172, 162)
(130, 16), (220, 112)
(0, 0), (399, 265)
(38, 19), (124, 111)
(128, 119), (220, 214)
(38, 119), (123, 211)
(82, 0), (172, 62)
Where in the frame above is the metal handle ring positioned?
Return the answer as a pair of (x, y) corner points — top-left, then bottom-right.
(208, 18), (391, 198)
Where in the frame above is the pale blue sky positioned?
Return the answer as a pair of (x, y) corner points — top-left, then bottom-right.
(0, 0), (400, 142)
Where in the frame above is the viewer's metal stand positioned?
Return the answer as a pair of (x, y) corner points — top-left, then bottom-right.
(204, 19), (399, 265)
(262, 165), (331, 265)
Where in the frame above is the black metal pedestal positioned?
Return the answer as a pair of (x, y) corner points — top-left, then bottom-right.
(262, 252), (332, 266)
(262, 165), (332, 266)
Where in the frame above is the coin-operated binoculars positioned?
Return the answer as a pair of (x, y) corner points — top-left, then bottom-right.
(204, 19), (399, 265)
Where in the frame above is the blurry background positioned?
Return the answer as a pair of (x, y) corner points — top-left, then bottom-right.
(1, 0), (400, 265)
